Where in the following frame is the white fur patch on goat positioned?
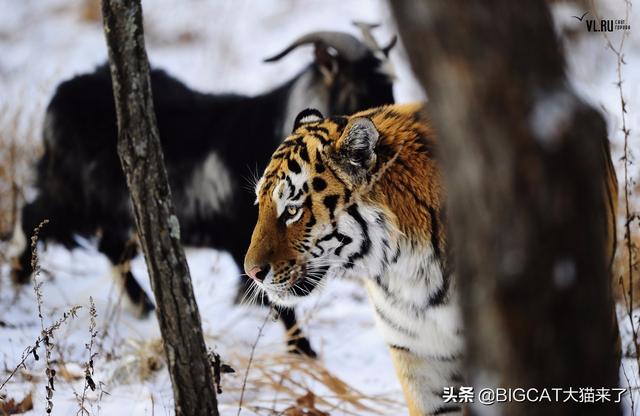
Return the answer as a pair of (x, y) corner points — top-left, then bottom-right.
(183, 152), (233, 216)
(8, 210), (26, 260)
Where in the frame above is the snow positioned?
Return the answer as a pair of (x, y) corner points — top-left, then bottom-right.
(0, 0), (639, 415)
(1, 244), (404, 415)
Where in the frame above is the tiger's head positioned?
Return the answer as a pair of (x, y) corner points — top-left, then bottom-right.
(244, 107), (395, 306)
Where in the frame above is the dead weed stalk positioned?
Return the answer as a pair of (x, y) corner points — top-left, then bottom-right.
(76, 296), (98, 415)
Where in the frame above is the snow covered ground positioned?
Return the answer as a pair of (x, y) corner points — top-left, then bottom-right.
(0, 0), (639, 415)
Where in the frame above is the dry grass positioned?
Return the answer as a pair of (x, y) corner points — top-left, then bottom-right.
(225, 351), (404, 416)
(70, 329), (403, 416)
(76, 297), (98, 415)
(88, 316), (403, 416)
(0, 392), (33, 414)
(0, 99), (43, 241)
(612, 169), (640, 310)
(0, 225), (82, 410)
(613, 212), (640, 309)
(80, 0), (101, 23)
(107, 338), (165, 385)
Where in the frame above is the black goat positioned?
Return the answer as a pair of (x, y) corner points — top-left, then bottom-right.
(10, 29), (395, 357)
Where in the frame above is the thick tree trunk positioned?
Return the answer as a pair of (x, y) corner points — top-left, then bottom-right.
(101, 1), (219, 414)
(391, 1), (620, 414)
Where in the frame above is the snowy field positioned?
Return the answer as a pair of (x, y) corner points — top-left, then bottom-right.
(0, 0), (639, 415)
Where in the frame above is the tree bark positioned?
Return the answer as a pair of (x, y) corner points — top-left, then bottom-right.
(101, 1), (219, 414)
(391, 1), (620, 414)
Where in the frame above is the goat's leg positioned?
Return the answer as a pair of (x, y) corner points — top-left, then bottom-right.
(10, 222), (32, 285)
(10, 196), (55, 284)
(99, 231), (154, 317)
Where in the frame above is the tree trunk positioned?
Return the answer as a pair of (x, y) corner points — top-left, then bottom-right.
(101, 1), (219, 414)
(391, 1), (620, 414)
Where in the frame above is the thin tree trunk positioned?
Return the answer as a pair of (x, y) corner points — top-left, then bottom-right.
(391, 1), (620, 414)
(101, 1), (219, 414)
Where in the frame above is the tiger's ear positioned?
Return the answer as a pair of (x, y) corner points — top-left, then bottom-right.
(334, 117), (379, 179)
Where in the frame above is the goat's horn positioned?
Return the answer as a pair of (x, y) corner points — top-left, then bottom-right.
(352, 21), (382, 51)
(352, 21), (396, 57)
(381, 35), (398, 56)
(263, 31), (368, 63)
(352, 21), (381, 31)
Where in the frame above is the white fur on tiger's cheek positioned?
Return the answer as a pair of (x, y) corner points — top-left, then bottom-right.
(304, 202), (393, 290)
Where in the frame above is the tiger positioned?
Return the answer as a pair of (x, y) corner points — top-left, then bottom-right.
(243, 101), (621, 416)
(244, 102), (462, 415)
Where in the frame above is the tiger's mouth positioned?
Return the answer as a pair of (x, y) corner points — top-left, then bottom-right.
(285, 264), (316, 296)
(287, 263), (331, 296)
(262, 263), (329, 306)
(286, 263), (307, 286)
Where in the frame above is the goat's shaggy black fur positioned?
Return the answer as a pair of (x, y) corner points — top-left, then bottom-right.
(11, 36), (394, 356)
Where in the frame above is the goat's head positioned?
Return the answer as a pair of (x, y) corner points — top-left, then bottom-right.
(265, 26), (396, 132)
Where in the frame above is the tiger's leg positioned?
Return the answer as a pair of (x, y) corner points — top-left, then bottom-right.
(232, 251), (316, 357)
(277, 306), (317, 358)
(389, 346), (463, 416)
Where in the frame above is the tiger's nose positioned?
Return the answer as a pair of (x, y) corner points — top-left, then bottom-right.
(246, 264), (270, 282)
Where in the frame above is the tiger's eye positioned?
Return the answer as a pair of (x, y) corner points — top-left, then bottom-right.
(287, 206), (298, 216)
